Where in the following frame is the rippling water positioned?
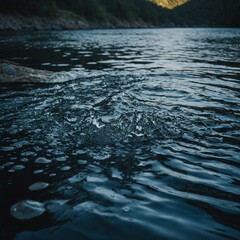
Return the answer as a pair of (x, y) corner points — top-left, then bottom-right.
(0, 29), (240, 240)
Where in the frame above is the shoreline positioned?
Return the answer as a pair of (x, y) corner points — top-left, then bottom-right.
(0, 14), (156, 31)
(1, 14), (239, 32)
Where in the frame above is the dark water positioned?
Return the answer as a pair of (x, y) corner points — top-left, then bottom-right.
(0, 29), (240, 240)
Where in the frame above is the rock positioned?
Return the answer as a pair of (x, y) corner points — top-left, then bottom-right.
(0, 60), (54, 83)
(0, 60), (78, 83)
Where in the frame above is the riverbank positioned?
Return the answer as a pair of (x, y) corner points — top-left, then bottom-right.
(0, 14), (154, 31)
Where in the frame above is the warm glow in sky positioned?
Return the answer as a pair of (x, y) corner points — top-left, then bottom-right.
(149, 0), (189, 9)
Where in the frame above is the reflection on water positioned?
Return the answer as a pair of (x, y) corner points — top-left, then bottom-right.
(0, 29), (240, 240)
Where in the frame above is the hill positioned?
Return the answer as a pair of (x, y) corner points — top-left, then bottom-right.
(0, 0), (239, 30)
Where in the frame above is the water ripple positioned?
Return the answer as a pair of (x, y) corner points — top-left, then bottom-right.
(0, 29), (240, 240)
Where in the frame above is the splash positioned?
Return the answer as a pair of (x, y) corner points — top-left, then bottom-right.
(149, 0), (189, 9)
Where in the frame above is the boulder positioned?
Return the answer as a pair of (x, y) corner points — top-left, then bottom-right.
(0, 60), (76, 83)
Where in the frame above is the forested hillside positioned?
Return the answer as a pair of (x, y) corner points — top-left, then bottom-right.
(0, 0), (239, 28)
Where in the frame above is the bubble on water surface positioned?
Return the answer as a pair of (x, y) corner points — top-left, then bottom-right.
(56, 156), (67, 162)
(51, 150), (65, 156)
(1, 146), (14, 151)
(77, 160), (87, 165)
(33, 169), (44, 174)
(10, 200), (46, 220)
(122, 206), (130, 213)
(35, 157), (52, 164)
(72, 150), (86, 156)
(28, 182), (49, 191)
(8, 165), (25, 172)
(12, 141), (28, 149)
(21, 151), (37, 157)
(20, 158), (29, 162)
(2, 162), (14, 168)
(61, 166), (71, 171)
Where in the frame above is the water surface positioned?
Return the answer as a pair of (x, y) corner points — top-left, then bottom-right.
(0, 28), (240, 240)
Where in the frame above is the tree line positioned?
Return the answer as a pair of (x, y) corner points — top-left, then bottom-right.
(0, 0), (239, 27)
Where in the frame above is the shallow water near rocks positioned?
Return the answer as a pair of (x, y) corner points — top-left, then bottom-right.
(0, 28), (240, 240)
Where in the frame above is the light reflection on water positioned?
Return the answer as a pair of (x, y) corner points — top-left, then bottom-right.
(0, 28), (240, 240)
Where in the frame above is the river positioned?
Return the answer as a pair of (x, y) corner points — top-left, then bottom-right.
(0, 28), (240, 239)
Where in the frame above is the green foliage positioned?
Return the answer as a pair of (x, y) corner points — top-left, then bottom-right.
(0, 0), (239, 27)
(0, 0), (58, 16)
(57, 0), (109, 20)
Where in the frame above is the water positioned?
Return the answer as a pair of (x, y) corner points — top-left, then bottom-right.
(0, 28), (240, 240)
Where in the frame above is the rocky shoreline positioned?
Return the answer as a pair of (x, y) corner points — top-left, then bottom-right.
(0, 14), (154, 31)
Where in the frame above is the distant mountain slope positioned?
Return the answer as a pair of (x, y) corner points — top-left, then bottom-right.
(0, 0), (239, 28)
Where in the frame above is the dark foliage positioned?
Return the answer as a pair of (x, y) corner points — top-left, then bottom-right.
(0, 0), (239, 27)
